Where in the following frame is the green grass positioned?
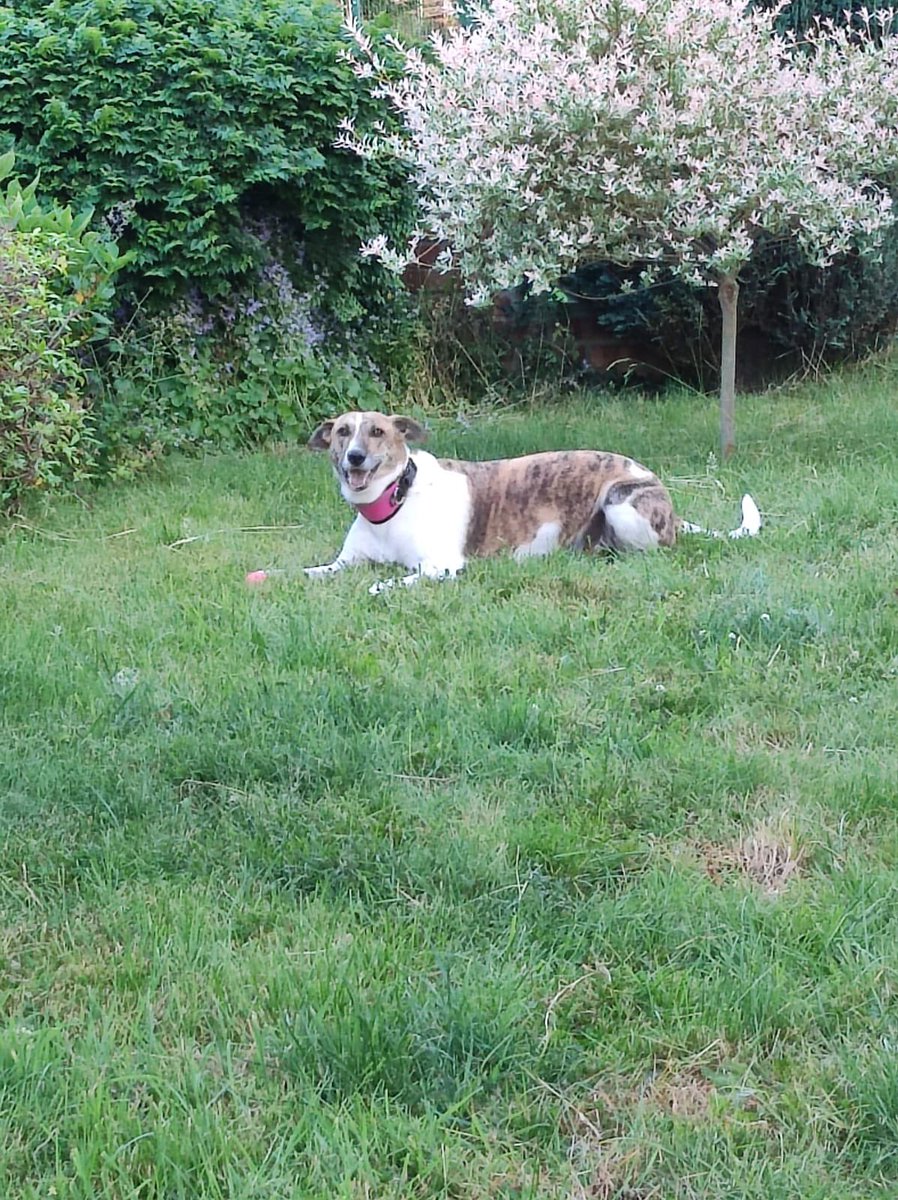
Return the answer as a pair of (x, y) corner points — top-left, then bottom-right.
(3, 361), (898, 1198)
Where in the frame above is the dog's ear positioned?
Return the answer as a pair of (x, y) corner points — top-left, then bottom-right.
(307, 420), (335, 451)
(392, 415), (427, 444)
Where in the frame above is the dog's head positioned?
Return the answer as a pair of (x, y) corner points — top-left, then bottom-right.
(307, 411), (427, 503)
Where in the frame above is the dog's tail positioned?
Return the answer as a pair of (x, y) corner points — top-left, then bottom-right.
(679, 494), (762, 541)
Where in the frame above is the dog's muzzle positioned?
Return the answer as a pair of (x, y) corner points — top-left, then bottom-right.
(342, 454), (378, 492)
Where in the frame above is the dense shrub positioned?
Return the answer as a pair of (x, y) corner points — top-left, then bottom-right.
(0, 229), (90, 510)
(494, 229), (898, 396)
(0, 153), (125, 511)
(0, 0), (414, 302)
(89, 252), (390, 473)
(0, 0), (421, 459)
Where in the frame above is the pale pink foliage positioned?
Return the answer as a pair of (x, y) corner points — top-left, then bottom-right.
(340, 0), (898, 301)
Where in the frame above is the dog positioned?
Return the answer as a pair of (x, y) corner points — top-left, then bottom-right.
(246, 411), (761, 595)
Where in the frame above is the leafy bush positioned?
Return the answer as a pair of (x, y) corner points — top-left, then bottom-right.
(0, 228), (89, 509)
(0, 152), (125, 511)
(90, 260), (389, 473)
(86, 205), (416, 472)
(492, 218), (898, 397)
(0, 0), (416, 314)
(0, 0), (421, 463)
(0, 0), (421, 461)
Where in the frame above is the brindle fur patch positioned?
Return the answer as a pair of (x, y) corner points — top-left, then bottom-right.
(439, 451), (676, 556)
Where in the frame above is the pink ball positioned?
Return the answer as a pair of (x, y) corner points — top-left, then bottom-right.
(245, 570), (269, 585)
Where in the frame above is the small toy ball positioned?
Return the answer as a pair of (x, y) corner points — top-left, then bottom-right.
(245, 570), (269, 585)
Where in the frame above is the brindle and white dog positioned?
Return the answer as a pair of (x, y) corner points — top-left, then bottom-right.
(247, 411), (760, 595)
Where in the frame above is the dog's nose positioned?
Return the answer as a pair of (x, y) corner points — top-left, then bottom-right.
(346, 449), (366, 467)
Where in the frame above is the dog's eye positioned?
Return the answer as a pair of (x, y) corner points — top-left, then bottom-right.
(370, 427), (384, 438)
(337, 426), (351, 437)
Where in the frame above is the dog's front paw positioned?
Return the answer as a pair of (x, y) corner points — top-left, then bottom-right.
(369, 576), (399, 596)
(369, 567), (459, 596)
(369, 572), (424, 595)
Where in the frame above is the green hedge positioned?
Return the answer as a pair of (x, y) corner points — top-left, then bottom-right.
(0, 0), (415, 310)
(0, 0), (420, 463)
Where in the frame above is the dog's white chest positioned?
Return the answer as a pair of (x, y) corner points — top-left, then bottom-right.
(345, 452), (471, 571)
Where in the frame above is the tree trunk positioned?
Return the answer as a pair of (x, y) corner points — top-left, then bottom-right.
(717, 273), (739, 458)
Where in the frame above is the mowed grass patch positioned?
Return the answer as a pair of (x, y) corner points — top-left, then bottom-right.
(3, 361), (898, 1197)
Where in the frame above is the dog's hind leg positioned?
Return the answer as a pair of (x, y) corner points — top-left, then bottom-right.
(578, 479), (677, 552)
(603, 501), (664, 550)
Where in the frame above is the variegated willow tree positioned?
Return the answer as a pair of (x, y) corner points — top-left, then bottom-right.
(341, 0), (898, 455)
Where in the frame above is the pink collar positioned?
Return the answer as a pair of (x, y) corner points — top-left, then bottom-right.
(354, 459), (417, 525)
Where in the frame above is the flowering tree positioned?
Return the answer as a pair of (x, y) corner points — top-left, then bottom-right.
(342, 0), (898, 455)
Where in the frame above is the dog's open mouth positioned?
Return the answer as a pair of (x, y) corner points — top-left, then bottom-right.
(344, 466), (376, 492)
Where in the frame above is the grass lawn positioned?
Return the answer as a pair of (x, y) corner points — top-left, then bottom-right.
(3, 362), (898, 1199)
